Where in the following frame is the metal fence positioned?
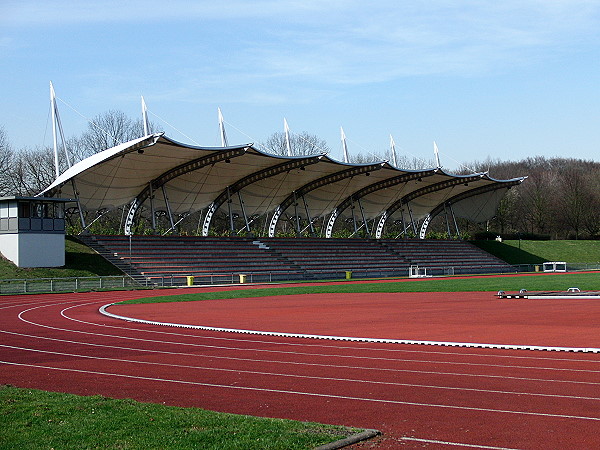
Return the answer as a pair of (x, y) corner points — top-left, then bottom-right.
(2, 263), (598, 294)
(0, 276), (140, 295)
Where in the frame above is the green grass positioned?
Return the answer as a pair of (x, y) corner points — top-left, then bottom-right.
(0, 386), (359, 450)
(0, 236), (122, 280)
(119, 272), (600, 305)
(472, 240), (600, 265)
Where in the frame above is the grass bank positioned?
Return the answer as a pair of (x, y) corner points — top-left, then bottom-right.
(0, 236), (122, 280)
(472, 239), (600, 265)
(0, 385), (360, 450)
(120, 272), (600, 305)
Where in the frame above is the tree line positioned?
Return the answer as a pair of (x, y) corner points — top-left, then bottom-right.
(1, 111), (598, 239)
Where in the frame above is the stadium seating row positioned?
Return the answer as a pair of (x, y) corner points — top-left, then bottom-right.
(78, 235), (514, 285)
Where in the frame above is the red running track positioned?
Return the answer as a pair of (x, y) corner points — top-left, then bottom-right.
(1, 284), (600, 449)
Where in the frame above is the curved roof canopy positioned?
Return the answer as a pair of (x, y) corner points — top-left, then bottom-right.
(40, 133), (525, 237)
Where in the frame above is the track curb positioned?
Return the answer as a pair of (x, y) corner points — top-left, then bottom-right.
(99, 303), (600, 353)
(315, 429), (381, 449)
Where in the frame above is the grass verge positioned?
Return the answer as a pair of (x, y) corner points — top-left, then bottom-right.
(0, 385), (360, 450)
(119, 272), (600, 305)
(472, 239), (600, 265)
(0, 237), (122, 280)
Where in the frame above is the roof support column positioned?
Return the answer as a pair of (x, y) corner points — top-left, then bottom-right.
(449, 202), (460, 238)
(237, 190), (251, 234)
(162, 185), (176, 234)
(149, 182), (156, 231)
(374, 210), (387, 239)
(351, 200), (358, 236)
(302, 195), (315, 236)
(407, 203), (418, 236)
(293, 191), (301, 236)
(444, 203), (452, 238)
(357, 197), (370, 237)
(419, 214), (431, 239)
(71, 179), (87, 233)
(227, 186), (234, 235)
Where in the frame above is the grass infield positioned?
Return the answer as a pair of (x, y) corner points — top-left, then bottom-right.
(0, 385), (360, 450)
(120, 272), (600, 305)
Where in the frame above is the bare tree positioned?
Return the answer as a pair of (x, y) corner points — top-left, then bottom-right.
(0, 126), (15, 196)
(78, 110), (156, 158)
(8, 146), (57, 196)
(261, 131), (329, 156)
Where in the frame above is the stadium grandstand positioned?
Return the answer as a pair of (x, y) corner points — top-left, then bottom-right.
(31, 86), (524, 283)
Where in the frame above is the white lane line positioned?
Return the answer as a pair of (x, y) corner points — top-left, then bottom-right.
(400, 437), (522, 449)
(99, 303), (600, 354)
(61, 303), (600, 365)
(3, 329), (599, 387)
(16, 304), (600, 375)
(3, 344), (599, 402)
(2, 360), (599, 422)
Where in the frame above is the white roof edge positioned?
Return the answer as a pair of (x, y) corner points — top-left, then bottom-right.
(39, 133), (163, 196)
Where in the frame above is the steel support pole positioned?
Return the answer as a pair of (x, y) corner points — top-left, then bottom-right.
(293, 191), (301, 236)
(302, 195), (315, 236)
(149, 182), (156, 231)
(227, 186), (234, 235)
(357, 197), (370, 237)
(237, 190), (251, 233)
(162, 185), (176, 233)
(407, 203), (418, 235)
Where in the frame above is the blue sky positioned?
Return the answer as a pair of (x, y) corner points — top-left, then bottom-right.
(1, 1), (599, 170)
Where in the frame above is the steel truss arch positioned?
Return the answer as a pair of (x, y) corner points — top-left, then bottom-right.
(324, 169), (438, 238)
(374, 173), (487, 239)
(267, 163), (385, 237)
(418, 178), (524, 238)
(201, 155), (323, 236)
(124, 146), (249, 235)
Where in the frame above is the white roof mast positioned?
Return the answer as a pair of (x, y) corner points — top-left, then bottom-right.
(389, 134), (398, 167)
(218, 107), (228, 147)
(340, 126), (349, 163)
(284, 118), (292, 156)
(141, 96), (150, 136)
(49, 81), (71, 179)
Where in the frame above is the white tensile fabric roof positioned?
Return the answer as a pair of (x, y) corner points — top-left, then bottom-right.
(40, 133), (525, 236)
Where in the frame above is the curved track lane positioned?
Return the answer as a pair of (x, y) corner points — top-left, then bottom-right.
(1, 287), (600, 449)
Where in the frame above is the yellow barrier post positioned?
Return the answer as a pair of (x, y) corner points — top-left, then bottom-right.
(186, 276), (194, 286)
(345, 271), (352, 280)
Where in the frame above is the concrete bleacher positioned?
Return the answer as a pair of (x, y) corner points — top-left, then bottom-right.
(379, 239), (513, 275)
(78, 235), (514, 285)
